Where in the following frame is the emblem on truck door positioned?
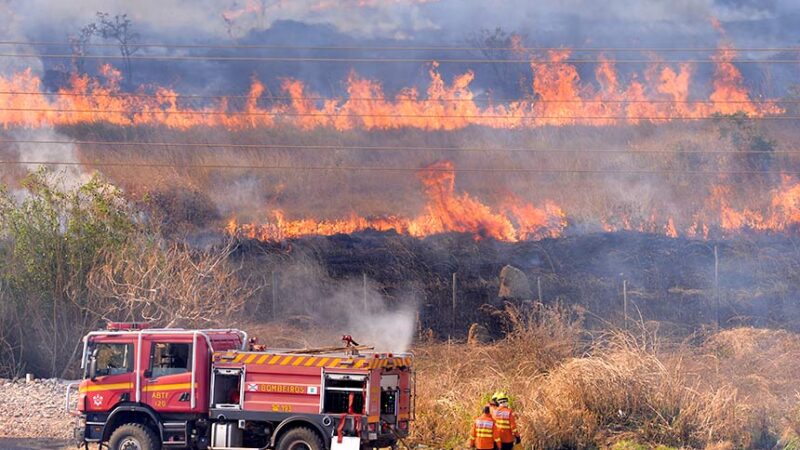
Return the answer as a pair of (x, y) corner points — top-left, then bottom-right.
(92, 394), (103, 407)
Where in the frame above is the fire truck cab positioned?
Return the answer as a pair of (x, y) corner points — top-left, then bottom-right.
(68, 323), (415, 450)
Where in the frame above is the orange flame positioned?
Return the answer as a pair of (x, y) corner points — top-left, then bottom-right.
(0, 44), (782, 130)
(226, 165), (800, 243)
(227, 161), (567, 241)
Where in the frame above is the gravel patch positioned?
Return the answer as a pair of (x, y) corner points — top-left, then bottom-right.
(0, 378), (74, 440)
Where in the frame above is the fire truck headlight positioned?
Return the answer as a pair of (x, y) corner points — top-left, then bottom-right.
(368, 432), (378, 440)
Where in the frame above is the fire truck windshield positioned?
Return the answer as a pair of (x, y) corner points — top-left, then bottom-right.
(89, 343), (133, 377)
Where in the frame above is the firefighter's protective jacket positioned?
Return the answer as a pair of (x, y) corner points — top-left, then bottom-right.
(492, 405), (519, 443)
(467, 413), (501, 449)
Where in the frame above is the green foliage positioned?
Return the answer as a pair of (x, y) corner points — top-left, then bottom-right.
(0, 169), (136, 376)
(0, 170), (134, 305)
(714, 113), (777, 173)
(610, 441), (678, 450)
(783, 436), (800, 450)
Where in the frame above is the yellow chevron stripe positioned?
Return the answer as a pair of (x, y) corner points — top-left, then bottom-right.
(328, 358), (342, 368)
(292, 357), (306, 366)
(79, 382), (133, 393)
(233, 354), (245, 362)
(256, 354), (269, 364)
(304, 357), (318, 366)
(279, 355), (294, 366)
(244, 354), (258, 364)
(142, 382), (196, 392)
(316, 357), (330, 367)
(268, 355), (282, 365)
(354, 360), (367, 368)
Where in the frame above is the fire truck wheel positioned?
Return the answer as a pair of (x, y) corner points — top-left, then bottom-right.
(276, 427), (324, 450)
(108, 423), (161, 450)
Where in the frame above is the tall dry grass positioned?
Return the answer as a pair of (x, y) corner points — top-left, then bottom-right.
(236, 305), (800, 449)
(411, 303), (582, 448)
(410, 306), (800, 449)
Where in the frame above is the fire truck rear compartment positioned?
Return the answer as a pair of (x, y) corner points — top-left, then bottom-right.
(212, 368), (242, 409)
(380, 374), (400, 421)
(323, 374), (366, 414)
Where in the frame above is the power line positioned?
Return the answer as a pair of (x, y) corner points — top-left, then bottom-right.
(1, 40), (798, 53)
(0, 107), (791, 120)
(0, 52), (798, 64)
(0, 90), (793, 105)
(2, 160), (797, 175)
(1, 139), (796, 155)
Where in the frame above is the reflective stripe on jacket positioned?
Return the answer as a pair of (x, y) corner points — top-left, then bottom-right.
(492, 405), (519, 443)
(467, 413), (501, 449)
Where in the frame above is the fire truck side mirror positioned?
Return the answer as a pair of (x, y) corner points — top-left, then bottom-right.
(88, 349), (98, 381)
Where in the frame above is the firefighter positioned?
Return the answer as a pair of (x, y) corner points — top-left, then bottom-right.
(488, 391), (500, 415)
(491, 392), (520, 450)
(467, 406), (501, 450)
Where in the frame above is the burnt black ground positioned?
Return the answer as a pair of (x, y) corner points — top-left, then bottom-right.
(232, 230), (800, 337)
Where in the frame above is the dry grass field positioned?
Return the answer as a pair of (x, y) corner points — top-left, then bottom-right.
(2, 310), (799, 450)
(406, 305), (800, 449)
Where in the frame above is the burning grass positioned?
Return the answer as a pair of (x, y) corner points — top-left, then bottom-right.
(410, 306), (800, 449)
(35, 118), (800, 244)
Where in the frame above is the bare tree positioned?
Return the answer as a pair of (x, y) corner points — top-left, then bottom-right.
(89, 239), (260, 327)
(467, 28), (530, 97)
(95, 12), (140, 86)
(67, 23), (97, 74)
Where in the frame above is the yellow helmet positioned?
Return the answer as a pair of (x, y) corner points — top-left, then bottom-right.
(494, 391), (509, 403)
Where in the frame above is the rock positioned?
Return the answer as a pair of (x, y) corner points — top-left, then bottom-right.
(498, 265), (532, 300)
(467, 323), (491, 345)
(0, 377), (73, 439)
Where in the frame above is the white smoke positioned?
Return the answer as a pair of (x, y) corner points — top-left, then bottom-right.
(9, 0), (787, 43)
(10, 129), (91, 191)
(0, 0), (43, 74)
(317, 278), (417, 353)
(277, 259), (418, 353)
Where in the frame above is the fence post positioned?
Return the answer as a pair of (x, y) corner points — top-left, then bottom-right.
(271, 270), (277, 316)
(714, 245), (719, 328)
(452, 272), (457, 333)
(623, 279), (628, 330)
(537, 276), (542, 303)
(363, 272), (368, 310)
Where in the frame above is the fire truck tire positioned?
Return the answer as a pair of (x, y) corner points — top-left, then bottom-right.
(276, 426), (324, 450)
(108, 423), (161, 450)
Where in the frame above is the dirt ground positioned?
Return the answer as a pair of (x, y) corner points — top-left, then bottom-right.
(0, 438), (71, 449)
(0, 378), (74, 447)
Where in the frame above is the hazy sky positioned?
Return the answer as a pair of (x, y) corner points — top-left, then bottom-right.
(3, 0), (799, 45)
(0, 0), (797, 97)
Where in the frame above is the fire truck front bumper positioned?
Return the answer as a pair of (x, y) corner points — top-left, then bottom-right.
(74, 416), (104, 445)
(73, 425), (85, 445)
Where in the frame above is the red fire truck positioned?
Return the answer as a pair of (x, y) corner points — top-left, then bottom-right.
(67, 323), (414, 450)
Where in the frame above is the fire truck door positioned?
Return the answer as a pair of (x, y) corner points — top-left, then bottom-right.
(142, 340), (196, 413)
(84, 341), (135, 412)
